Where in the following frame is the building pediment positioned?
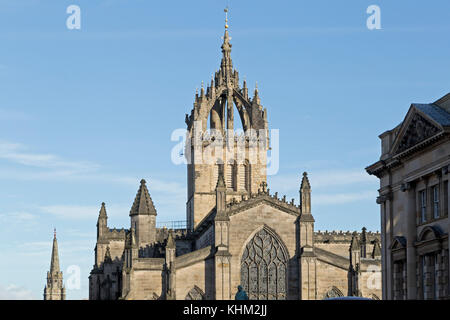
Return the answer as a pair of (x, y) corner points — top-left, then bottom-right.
(392, 107), (443, 156)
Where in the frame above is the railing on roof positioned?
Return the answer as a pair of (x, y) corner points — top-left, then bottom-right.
(156, 220), (187, 230)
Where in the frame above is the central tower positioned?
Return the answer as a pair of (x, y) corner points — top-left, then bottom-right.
(185, 10), (269, 231)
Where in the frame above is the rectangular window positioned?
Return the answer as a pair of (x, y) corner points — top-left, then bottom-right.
(422, 256), (427, 299)
(434, 254), (439, 300)
(432, 185), (440, 219)
(444, 181), (448, 217)
(420, 190), (427, 223)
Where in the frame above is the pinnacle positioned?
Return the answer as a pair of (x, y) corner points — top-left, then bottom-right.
(300, 172), (311, 190)
(98, 202), (107, 219)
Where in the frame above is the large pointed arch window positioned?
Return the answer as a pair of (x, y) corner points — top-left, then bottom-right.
(240, 227), (288, 300)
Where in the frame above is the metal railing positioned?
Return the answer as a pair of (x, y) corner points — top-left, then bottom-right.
(156, 220), (187, 230)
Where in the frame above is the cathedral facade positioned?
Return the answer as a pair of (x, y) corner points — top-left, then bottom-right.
(88, 21), (381, 300)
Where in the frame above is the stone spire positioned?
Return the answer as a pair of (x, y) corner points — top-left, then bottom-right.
(50, 229), (60, 273)
(44, 230), (65, 300)
(130, 179), (157, 216)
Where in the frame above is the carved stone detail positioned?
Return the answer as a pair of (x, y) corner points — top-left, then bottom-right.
(397, 114), (440, 153)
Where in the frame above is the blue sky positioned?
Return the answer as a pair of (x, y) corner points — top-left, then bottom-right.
(1, 0), (450, 300)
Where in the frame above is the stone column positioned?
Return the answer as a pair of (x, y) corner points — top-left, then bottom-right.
(378, 195), (393, 300)
(378, 199), (388, 299)
(404, 183), (417, 299)
(448, 176), (450, 296)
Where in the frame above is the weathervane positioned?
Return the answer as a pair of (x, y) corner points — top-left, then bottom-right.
(224, 7), (229, 29)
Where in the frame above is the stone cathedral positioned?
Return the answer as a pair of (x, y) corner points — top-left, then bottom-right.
(88, 17), (382, 300)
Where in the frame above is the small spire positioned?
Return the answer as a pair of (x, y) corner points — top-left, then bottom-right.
(98, 202), (107, 219)
(300, 172), (311, 190)
(167, 231), (175, 249)
(54, 228), (56, 240)
(216, 165), (226, 189)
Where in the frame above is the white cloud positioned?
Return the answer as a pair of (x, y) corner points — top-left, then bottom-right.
(0, 141), (98, 171)
(0, 211), (36, 223)
(0, 284), (36, 300)
(38, 204), (130, 220)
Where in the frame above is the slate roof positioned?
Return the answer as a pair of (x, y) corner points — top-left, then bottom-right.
(413, 103), (450, 127)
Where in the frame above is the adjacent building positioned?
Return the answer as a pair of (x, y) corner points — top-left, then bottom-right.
(367, 93), (450, 300)
(43, 230), (66, 300)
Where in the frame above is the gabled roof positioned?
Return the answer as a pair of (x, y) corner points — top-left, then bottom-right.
(389, 101), (449, 156)
(129, 179), (157, 216)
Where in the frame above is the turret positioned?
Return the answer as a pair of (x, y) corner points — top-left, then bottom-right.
(129, 179), (157, 247)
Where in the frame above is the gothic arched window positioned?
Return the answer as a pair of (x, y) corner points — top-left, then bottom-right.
(240, 227), (288, 300)
(323, 286), (344, 299)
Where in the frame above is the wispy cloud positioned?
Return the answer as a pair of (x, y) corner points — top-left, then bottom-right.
(0, 141), (98, 171)
(0, 284), (35, 300)
(38, 204), (130, 220)
(0, 211), (36, 224)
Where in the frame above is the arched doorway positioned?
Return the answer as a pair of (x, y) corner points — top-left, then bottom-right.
(240, 227), (288, 300)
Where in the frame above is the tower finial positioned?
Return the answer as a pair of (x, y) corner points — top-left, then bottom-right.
(54, 228), (56, 239)
(224, 7), (229, 30)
